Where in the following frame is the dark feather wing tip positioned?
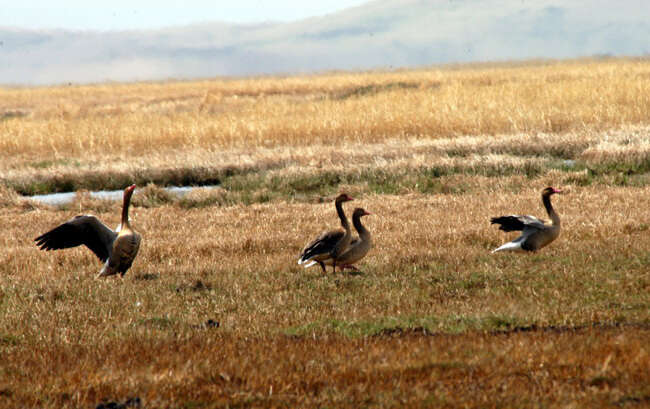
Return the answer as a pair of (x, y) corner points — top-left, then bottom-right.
(490, 216), (524, 232)
(34, 236), (51, 249)
(490, 216), (510, 225)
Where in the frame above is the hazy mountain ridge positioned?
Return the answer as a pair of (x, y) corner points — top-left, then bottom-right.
(1, 0), (649, 85)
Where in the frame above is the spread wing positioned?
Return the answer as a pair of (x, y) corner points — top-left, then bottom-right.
(35, 215), (117, 262)
(491, 215), (547, 232)
(298, 229), (345, 264)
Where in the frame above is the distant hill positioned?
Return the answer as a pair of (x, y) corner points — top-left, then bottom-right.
(2, 0), (649, 85)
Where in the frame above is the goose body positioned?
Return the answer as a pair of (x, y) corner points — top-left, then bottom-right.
(491, 187), (562, 253)
(298, 193), (353, 273)
(318, 208), (372, 271)
(35, 184), (141, 277)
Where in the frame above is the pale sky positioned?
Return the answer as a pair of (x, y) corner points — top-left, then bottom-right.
(0, 0), (370, 30)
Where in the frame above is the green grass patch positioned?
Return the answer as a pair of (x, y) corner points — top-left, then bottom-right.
(283, 314), (527, 338)
(589, 157), (650, 176)
(138, 316), (175, 330)
(0, 334), (20, 346)
(10, 158), (650, 208)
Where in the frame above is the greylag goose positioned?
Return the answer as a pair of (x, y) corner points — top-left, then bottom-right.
(323, 207), (373, 271)
(298, 193), (353, 273)
(35, 184), (141, 277)
(491, 187), (562, 253)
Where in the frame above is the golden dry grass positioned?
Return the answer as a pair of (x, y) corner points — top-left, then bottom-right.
(2, 327), (649, 408)
(2, 58), (650, 171)
(1, 184), (649, 407)
(1, 59), (649, 407)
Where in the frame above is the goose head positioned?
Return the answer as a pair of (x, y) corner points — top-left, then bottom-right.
(352, 208), (371, 218)
(542, 187), (563, 197)
(335, 193), (354, 204)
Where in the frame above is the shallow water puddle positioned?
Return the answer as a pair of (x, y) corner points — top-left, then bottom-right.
(27, 186), (217, 206)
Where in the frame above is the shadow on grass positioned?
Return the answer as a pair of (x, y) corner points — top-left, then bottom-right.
(342, 270), (365, 277)
(285, 316), (650, 339)
(133, 273), (159, 281)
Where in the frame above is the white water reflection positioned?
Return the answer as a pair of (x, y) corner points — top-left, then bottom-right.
(28, 186), (216, 206)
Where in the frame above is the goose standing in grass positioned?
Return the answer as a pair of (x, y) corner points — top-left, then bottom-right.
(298, 193), (353, 273)
(323, 207), (373, 272)
(491, 187), (563, 253)
(35, 184), (141, 277)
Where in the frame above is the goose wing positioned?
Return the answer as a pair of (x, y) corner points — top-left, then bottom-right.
(35, 215), (117, 262)
(491, 215), (547, 232)
(298, 229), (345, 264)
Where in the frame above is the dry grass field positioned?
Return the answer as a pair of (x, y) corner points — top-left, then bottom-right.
(1, 58), (649, 408)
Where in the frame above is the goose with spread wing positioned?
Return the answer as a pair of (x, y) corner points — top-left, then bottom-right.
(298, 193), (353, 273)
(491, 187), (563, 253)
(35, 184), (141, 277)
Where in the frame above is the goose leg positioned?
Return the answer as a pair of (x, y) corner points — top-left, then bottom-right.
(317, 260), (326, 273)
